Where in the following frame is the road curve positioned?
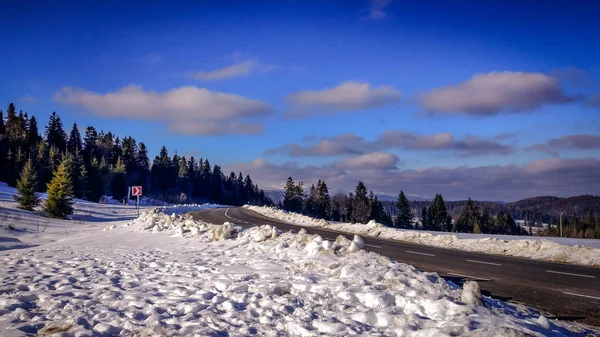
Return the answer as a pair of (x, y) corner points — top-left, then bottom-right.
(190, 206), (600, 327)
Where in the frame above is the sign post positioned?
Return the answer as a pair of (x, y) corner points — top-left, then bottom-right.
(131, 186), (143, 215)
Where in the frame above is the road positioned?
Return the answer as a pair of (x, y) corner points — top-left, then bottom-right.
(190, 206), (600, 326)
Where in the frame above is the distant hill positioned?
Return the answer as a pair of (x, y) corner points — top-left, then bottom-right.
(383, 194), (600, 223)
(505, 195), (600, 218)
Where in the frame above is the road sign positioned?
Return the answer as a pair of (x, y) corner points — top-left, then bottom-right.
(132, 186), (142, 196)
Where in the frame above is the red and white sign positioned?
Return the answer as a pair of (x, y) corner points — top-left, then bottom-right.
(131, 186), (143, 196)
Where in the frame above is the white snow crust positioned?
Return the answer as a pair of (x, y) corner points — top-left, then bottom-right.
(244, 206), (600, 267)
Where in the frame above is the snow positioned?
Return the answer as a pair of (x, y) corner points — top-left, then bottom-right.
(244, 206), (600, 267)
(1, 182), (599, 336)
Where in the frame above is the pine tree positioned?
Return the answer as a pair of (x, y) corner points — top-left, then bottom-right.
(453, 198), (480, 233)
(44, 158), (74, 218)
(78, 164), (91, 200)
(283, 177), (303, 213)
(14, 158), (40, 211)
(44, 112), (67, 153)
(82, 126), (99, 164)
(26, 115), (41, 153)
(480, 208), (491, 234)
(212, 164), (224, 203)
(395, 190), (412, 228)
(87, 158), (104, 202)
(420, 208), (428, 229)
(111, 157), (128, 200)
(305, 184), (317, 216)
(369, 191), (384, 222)
(351, 181), (371, 224)
(428, 193), (450, 231)
(67, 122), (83, 154)
(315, 180), (331, 219)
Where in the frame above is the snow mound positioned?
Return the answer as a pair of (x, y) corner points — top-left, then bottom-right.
(246, 206), (600, 267)
(461, 281), (483, 306)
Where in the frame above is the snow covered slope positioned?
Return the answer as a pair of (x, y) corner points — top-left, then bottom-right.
(244, 206), (600, 267)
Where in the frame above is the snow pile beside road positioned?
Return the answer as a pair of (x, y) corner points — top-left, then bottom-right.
(156, 203), (226, 215)
(4, 210), (595, 336)
(245, 205), (600, 267)
(101, 204), (225, 232)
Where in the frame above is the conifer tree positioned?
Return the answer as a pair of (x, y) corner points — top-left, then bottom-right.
(427, 193), (450, 231)
(26, 115), (41, 152)
(111, 157), (128, 200)
(283, 177), (303, 213)
(395, 190), (412, 228)
(87, 158), (104, 202)
(14, 158), (40, 211)
(82, 126), (99, 164)
(454, 198), (480, 233)
(67, 122), (83, 154)
(351, 181), (371, 224)
(44, 158), (74, 218)
(78, 164), (91, 200)
(44, 112), (67, 153)
(315, 180), (331, 219)
(369, 191), (384, 223)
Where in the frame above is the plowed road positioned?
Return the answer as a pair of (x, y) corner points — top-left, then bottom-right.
(190, 206), (600, 326)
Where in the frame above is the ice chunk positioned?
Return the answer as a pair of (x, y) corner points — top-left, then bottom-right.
(461, 281), (483, 306)
(537, 315), (551, 329)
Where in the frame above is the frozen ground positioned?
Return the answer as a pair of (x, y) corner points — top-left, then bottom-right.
(244, 206), (600, 267)
(1, 183), (599, 336)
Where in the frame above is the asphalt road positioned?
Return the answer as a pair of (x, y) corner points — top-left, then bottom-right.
(190, 206), (600, 326)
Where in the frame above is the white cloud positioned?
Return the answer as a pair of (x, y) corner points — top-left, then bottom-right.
(286, 81), (401, 118)
(527, 134), (600, 155)
(333, 152), (399, 170)
(53, 85), (273, 136)
(268, 131), (514, 157)
(420, 71), (577, 115)
(191, 60), (271, 81)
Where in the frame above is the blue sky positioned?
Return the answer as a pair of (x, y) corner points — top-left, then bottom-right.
(1, 0), (599, 201)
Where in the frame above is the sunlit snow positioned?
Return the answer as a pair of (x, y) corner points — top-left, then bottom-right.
(0, 183), (598, 336)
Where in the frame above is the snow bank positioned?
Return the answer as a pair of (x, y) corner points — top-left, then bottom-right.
(1, 206), (597, 336)
(155, 203), (226, 215)
(245, 206), (600, 267)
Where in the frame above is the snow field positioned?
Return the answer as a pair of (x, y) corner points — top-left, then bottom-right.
(244, 206), (600, 267)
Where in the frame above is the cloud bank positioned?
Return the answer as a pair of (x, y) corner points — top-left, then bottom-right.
(54, 85), (273, 136)
(229, 157), (600, 201)
(420, 72), (577, 115)
(527, 134), (600, 155)
(286, 81), (401, 118)
(267, 131), (514, 157)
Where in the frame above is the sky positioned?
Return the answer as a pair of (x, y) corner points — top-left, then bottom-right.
(1, 0), (599, 202)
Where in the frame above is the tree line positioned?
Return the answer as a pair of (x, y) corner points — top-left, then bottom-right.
(280, 177), (538, 236)
(282, 177), (391, 225)
(0, 103), (273, 218)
